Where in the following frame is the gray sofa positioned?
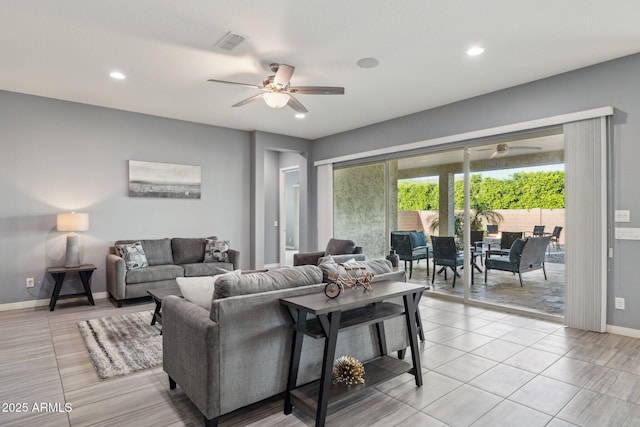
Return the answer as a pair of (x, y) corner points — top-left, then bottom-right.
(106, 237), (239, 306)
(162, 262), (408, 427)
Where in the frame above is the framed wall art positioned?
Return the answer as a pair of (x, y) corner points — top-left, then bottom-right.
(128, 160), (201, 199)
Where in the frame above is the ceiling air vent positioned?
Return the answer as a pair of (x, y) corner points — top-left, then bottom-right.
(214, 32), (246, 51)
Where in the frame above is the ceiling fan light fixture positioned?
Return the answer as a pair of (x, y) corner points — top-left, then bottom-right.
(263, 92), (290, 109)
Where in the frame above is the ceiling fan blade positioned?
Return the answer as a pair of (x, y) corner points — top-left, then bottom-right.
(273, 64), (295, 88)
(207, 79), (263, 90)
(231, 93), (264, 108)
(286, 95), (308, 113)
(287, 86), (345, 95)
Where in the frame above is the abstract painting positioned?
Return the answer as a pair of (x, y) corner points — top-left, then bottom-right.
(128, 160), (201, 199)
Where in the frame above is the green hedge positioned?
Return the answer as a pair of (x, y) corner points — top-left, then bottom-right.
(398, 171), (565, 210)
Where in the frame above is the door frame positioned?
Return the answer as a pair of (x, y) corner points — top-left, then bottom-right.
(279, 166), (300, 266)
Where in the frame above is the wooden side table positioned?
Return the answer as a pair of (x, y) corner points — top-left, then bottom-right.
(47, 264), (97, 311)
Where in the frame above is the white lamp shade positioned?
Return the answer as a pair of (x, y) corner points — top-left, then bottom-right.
(57, 212), (89, 232)
(263, 92), (290, 109)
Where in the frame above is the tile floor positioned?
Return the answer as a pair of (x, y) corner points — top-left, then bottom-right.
(1, 294), (640, 426)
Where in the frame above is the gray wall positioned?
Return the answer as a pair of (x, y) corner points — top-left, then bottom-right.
(0, 90), (250, 304)
(263, 150), (280, 264)
(311, 53), (640, 330)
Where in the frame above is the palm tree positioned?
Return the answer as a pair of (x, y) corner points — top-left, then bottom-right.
(429, 199), (503, 241)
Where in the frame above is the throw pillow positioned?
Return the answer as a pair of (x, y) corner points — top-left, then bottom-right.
(204, 238), (230, 263)
(115, 241), (149, 271)
(177, 270), (241, 310)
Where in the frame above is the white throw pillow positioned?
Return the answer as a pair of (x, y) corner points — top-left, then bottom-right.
(176, 270), (241, 310)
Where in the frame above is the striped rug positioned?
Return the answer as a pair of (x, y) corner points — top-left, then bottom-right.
(77, 310), (162, 380)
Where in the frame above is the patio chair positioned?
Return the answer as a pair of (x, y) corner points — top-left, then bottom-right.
(485, 231), (523, 258)
(484, 236), (551, 286)
(469, 230), (485, 267)
(525, 225), (546, 237)
(391, 231), (429, 279)
(293, 238), (363, 266)
(431, 236), (464, 287)
(549, 226), (563, 251)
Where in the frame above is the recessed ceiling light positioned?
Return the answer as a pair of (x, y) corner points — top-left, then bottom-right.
(295, 113), (306, 119)
(466, 46), (485, 56)
(109, 71), (126, 80)
(356, 57), (380, 69)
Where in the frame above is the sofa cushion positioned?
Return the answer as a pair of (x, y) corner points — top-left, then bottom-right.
(172, 238), (206, 264)
(182, 262), (234, 277)
(325, 238), (356, 255)
(214, 265), (322, 299)
(177, 270), (241, 310)
(115, 241), (149, 271)
(204, 238), (230, 263)
(140, 238), (173, 266)
(126, 264), (184, 284)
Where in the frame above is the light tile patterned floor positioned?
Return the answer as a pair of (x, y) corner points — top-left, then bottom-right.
(2, 294), (640, 426)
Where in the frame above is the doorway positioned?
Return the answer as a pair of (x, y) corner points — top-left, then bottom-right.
(280, 167), (300, 266)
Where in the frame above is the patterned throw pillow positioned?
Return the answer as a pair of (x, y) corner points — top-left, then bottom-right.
(204, 238), (230, 263)
(115, 241), (149, 271)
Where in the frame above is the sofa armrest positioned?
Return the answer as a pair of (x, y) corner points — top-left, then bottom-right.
(293, 250), (325, 266)
(227, 249), (240, 269)
(106, 253), (126, 301)
(163, 296), (221, 420)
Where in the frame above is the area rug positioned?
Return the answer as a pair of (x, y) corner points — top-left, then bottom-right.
(77, 310), (162, 380)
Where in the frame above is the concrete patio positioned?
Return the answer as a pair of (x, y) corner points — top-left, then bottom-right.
(406, 250), (565, 317)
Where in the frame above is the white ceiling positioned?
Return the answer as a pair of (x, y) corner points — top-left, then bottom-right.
(2, 1), (640, 140)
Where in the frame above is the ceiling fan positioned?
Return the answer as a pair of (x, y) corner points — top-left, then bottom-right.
(207, 63), (344, 113)
(479, 143), (543, 159)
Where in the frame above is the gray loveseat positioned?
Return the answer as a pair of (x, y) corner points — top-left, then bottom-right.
(162, 262), (408, 427)
(106, 237), (239, 306)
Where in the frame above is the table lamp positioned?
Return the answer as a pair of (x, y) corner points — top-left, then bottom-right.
(57, 212), (89, 268)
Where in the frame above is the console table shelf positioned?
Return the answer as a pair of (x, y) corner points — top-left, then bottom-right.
(290, 302), (404, 339)
(290, 355), (412, 416)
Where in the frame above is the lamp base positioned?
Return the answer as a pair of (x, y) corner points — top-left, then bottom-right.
(64, 233), (81, 268)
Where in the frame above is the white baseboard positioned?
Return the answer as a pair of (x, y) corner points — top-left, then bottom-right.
(607, 324), (640, 339)
(0, 292), (108, 312)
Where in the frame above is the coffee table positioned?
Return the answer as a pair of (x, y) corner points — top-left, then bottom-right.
(147, 287), (182, 328)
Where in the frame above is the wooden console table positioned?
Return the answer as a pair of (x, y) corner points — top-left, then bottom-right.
(280, 281), (425, 427)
